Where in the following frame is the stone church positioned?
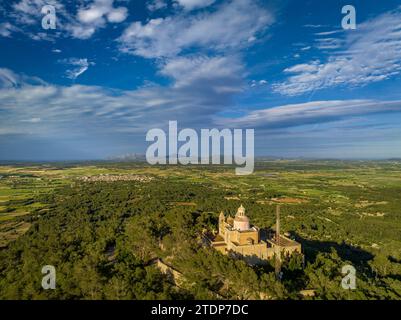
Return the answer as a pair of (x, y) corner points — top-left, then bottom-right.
(204, 204), (302, 265)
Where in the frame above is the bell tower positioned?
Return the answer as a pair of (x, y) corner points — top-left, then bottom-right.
(219, 211), (225, 236)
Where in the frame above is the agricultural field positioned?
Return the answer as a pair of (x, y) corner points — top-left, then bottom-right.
(0, 160), (401, 299)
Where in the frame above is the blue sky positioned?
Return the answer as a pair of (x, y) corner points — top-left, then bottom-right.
(1, 0), (401, 160)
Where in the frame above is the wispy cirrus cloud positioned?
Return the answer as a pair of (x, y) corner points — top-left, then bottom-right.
(217, 100), (401, 129)
(119, 0), (273, 58)
(1, 68), (401, 159)
(0, 22), (20, 37)
(3, 68), (401, 139)
(118, 0), (272, 105)
(60, 58), (95, 80)
(160, 55), (244, 91)
(174, 0), (216, 11)
(0, 68), (21, 88)
(0, 67), (242, 137)
(274, 7), (401, 96)
(0, 68), (47, 88)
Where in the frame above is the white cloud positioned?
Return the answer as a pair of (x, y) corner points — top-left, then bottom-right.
(77, 7), (105, 24)
(107, 7), (128, 23)
(274, 7), (401, 96)
(61, 58), (95, 80)
(314, 37), (343, 50)
(77, 0), (128, 24)
(160, 55), (244, 91)
(0, 67), (243, 136)
(284, 62), (320, 73)
(70, 0), (128, 39)
(250, 79), (267, 87)
(1, 69), (401, 159)
(174, 0), (216, 11)
(10, 0), (128, 40)
(314, 30), (342, 36)
(66, 24), (97, 40)
(217, 100), (401, 129)
(117, 0), (273, 102)
(119, 0), (273, 58)
(0, 69), (20, 88)
(0, 22), (19, 37)
(12, 0), (55, 25)
(0, 68), (47, 88)
(5, 69), (400, 142)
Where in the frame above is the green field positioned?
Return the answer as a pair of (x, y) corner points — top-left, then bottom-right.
(0, 160), (401, 299)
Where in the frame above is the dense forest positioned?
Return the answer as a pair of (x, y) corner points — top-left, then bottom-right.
(1, 167), (401, 299)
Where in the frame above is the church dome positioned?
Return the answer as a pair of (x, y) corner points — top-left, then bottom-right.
(237, 204), (245, 215)
(234, 205), (250, 231)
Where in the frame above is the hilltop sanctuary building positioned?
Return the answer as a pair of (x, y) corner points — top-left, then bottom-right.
(204, 205), (302, 265)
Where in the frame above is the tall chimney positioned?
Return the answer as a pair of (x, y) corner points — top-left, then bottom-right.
(276, 205), (280, 244)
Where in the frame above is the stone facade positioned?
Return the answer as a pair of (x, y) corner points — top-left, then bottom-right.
(205, 205), (302, 265)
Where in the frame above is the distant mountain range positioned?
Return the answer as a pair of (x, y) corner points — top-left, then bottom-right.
(106, 153), (147, 161)
(105, 154), (401, 163)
